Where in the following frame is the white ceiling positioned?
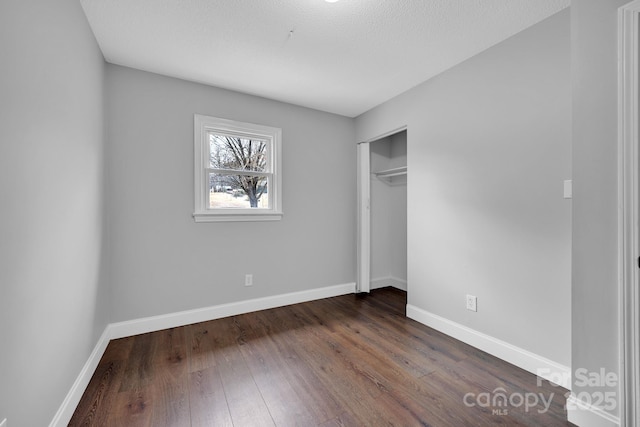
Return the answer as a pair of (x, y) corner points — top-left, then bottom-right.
(80, 0), (570, 118)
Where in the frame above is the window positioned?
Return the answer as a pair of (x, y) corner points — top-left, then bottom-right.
(193, 114), (282, 222)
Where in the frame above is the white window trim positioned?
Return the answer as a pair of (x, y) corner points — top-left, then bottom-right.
(193, 114), (282, 222)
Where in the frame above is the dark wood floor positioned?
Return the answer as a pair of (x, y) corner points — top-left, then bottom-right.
(70, 287), (573, 426)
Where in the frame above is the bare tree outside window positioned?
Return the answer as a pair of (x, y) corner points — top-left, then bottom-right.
(209, 134), (269, 208)
(194, 114), (281, 222)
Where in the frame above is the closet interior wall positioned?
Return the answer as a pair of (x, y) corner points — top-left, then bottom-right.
(370, 130), (407, 291)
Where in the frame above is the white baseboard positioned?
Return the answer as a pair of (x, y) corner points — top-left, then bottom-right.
(406, 304), (572, 390)
(50, 282), (356, 426)
(48, 328), (111, 427)
(109, 282), (355, 339)
(567, 394), (620, 427)
(370, 276), (407, 291)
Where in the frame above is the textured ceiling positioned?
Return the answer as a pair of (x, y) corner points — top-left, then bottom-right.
(80, 0), (570, 117)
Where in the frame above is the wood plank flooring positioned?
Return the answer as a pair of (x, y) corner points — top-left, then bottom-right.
(70, 288), (574, 426)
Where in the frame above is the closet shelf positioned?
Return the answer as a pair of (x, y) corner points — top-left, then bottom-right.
(373, 166), (407, 178)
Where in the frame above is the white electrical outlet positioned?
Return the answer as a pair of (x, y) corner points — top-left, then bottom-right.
(466, 294), (477, 312)
(245, 274), (253, 287)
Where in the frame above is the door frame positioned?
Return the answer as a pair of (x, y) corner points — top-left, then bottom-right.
(618, 2), (640, 426)
(356, 142), (371, 293)
(356, 125), (407, 294)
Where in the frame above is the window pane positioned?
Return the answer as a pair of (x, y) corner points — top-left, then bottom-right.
(209, 133), (268, 172)
(209, 173), (269, 209)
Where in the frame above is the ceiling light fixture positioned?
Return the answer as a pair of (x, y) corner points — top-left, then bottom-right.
(325, 0), (340, 3)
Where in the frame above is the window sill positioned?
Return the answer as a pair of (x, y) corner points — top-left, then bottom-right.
(193, 211), (283, 223)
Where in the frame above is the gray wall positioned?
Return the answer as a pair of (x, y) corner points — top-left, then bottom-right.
(0, 0), (108, 425)
(105, 65), (356, 322)
(571, 0), (628, 417)
(356, 10), (572, 366)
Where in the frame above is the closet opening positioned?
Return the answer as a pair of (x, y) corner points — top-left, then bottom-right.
(357, 128), (407, 295)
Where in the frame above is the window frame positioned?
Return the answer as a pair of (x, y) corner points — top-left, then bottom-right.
(193, 114), (282, 222)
